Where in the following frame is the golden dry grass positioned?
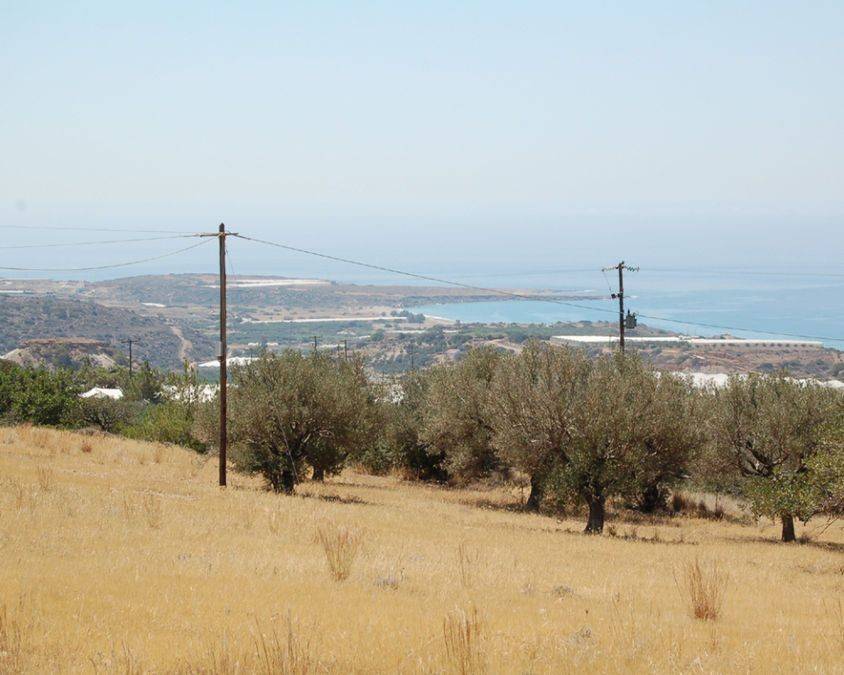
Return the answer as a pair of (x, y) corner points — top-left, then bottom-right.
(1, 425), (843, 673)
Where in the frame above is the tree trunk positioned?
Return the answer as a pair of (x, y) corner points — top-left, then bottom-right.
(525, 475), (543, 512)
(584, 495), (605, 534)
(281, 468), (296, 493)
(638, 484), (664, 513)
(781, 514), (796, 542)
(312, 466), (325, 482)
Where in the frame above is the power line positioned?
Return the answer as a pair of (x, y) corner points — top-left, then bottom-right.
(0, 234), (199, 250)
(0, 225), (195, 234)
(632, 312), (842, 343)
(457, 265), (844, 281)
(0, 238), (212, 272)
(232, 234), (619, 315)
(233, 233), (844, 344)
(646, 267), (844, 280)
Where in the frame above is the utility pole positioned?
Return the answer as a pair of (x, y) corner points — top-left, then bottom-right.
(201, 223), (237, 487)
(602, 261), (638, 354)
(343, 339), (348, 360)
(312, 335), (319, 353)
(122, 338), (134, 378)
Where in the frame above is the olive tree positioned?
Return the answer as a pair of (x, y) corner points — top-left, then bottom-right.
(633, 372), (707, 512)
(225, 351), (375, 493)
(708, 373), (841, 542)
(486, 342), (589, 510)
(380, 370), (448, 480)
(548, 353), (701, 533)
(420, 347), (503, 483)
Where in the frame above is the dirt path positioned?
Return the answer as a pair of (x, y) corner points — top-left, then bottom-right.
(170, 325), (193, 363)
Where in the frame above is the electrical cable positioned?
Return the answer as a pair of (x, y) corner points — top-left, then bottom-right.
(0, 234), (199, 250)
(646, 267), (844, 279)
(0, 224), (196, 235)
(0, 238), (212, 272)
(233, 233), (844, 343)
(232, 234), (619, 314)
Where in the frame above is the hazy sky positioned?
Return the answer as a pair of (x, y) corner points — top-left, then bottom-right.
(2, 2), (843, 276)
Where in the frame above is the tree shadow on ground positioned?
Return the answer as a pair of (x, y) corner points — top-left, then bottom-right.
(297, 490), (372, 506)
(719, 534), (844, 553)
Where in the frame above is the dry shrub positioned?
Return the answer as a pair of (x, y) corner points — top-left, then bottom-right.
(11, 480), (37, 512)
(832, 599), (844, 651)
(670, 492), (692, 514)
(677, 558), (727, 621)
(241, 501), (259, 531)
(316, 522), (361, 582)
(89, 642), (146, 675)
(80, 441), (94, 454)
(122, 493), (137, 522)
(443, 606), (485, 675)
(36, 465), (55, 492)
(671, 492), (725, 521)
(0, 604), (25, 672)
(457, 542), (481, 589)
(153, 444), (168, 464)
(142, 493), (163, 529)
(187, 455), (207, 480)
(268, 509), (283, 535)
(374, 563), (404, 590)
(254, 614), (314, 675)
(181, 634), (243, 675)
(27, 427), (51, 449)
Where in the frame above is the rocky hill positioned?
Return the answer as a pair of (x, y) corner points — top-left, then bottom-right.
(0, 295), (214, 369)
(2, 338), (119, 370)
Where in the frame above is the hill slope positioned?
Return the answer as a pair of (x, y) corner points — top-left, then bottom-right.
(1, 427), (842, 672)
(0, 295), (214, 368)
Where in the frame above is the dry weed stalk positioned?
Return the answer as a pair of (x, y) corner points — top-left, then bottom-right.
(254, 613), (314, 675)
(268, 509), (283, 535)
(181, 633), (243, 674)
(142, 493), (163, 529)
(457, 542), (481, 589)
(241, 501), (258, 531)
(677, 558), (727, 621)
(80, 441), (94, 454)
(316, 522), (361, 582)
(443, 606), (485, 675)
(36, 465), (54, 492)
(0, 604), (25, 672)
(11, 480), (37, 512)
(122, 493), (137, 522)
(153, 444), (167, 464)
(832, 599), (844, 651)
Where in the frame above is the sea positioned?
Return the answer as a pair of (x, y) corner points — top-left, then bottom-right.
(406, 271), (844, 350)
(15, 247), (843, 350)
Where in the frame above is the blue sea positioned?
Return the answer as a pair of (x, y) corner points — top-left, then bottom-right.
(408, 272), (844, 350)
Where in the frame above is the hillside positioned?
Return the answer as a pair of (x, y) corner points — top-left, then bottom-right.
(2, 426), (842, 672)
(0, 295), (214, 369)
(1, 275), (841, 377)
(1, 338), (118, 370)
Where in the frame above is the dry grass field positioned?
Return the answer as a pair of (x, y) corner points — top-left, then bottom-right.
(1, 425), (843, 673)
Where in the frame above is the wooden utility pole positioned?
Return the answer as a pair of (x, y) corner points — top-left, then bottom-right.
(201, 223), (236, 487)
(312, 335), (318, 353)
(122, 338), (134, 378)
(343, 339), (348, 360)
(218, 223), (227, 487)
(602, 261), (638, 354)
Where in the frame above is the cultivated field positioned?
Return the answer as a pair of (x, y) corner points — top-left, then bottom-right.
(1, 426), (843, 673)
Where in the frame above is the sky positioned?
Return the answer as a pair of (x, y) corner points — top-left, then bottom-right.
(1, 1), (843, 277)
